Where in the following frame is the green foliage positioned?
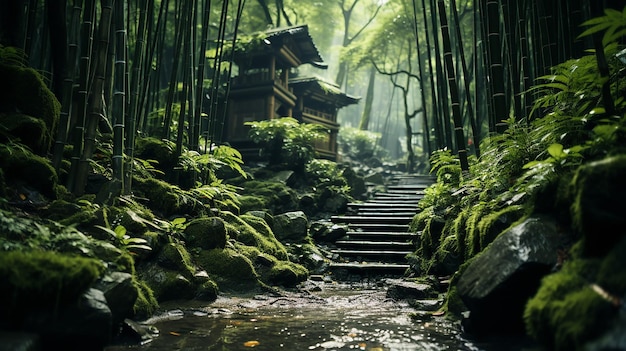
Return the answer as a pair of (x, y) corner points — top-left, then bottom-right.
(0, 142), (58, 198)
(579, 7), (626, 46)
(95, 225), (152, 255)
(246, 117), (328, 172)
(177, 145), (247, 185)
(337, 127), (383, 160)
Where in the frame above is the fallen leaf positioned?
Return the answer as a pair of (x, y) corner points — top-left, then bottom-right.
(19, 193), (26, 200)
(432, 310), (446, 317)
(243, 340), (260, 347)
(169, 331), (181, 336)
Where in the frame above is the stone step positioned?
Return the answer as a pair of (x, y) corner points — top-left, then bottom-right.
(348, 202), (420, 209)
(355, 211), (417, 217)
(331, 249), (412, 261)
(329, 262), (410, 273)
(367, 199), (422, 204)
(332, 215), (413, 225)
(373, 193), (425, 199)
(345, 231), (418, 241)
(347, 223), (411, 232)
(335, 240), (415, 250)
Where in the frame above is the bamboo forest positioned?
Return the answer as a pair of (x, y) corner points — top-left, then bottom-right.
(1, 0), (626, 350)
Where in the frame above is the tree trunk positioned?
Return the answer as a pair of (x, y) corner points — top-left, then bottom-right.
(358, 66), (376, 130)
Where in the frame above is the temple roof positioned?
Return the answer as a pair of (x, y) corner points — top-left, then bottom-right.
(290, 76), (360, 107)
(233, 25), (325, 69)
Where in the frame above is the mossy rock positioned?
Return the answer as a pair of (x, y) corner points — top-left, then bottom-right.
(476, 205), (527, 252)
(43, 199), (82, 221)
(239, 195), (268, 213)
(221, 211), (288, 260)
(196, 280), (219, 301)
(194, 248), (259, 291)
(157, 242), (195, 277)
(524, 237), (626, 350)
(134, 137), (178, 178)
(183, 216), (228, 250)
(0, 113), (48, 154)
(569, 155), (626, 256)
(0, 63), (60, 153)
(0, 144), (58, 198)
(0, 250), (104, 324)
(239, 180), (298, 214)
(133, 177), (183, 217)
(138, 262), (195, 302)
(267, 261), (308, 287)
(133, 278), (159, 319)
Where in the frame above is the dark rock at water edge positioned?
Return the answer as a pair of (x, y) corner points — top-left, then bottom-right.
(457, 215), (566, 334)
(273, 211), (309, 242)
(95, 272), (137, 328)
(386, 279), (436, 300)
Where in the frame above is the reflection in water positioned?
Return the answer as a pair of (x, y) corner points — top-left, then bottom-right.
(106, 284), (524, 351)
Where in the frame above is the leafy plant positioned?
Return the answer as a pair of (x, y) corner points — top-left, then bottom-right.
(337, 127), (384, 161)
(95, 225), (152, 254)
(246, 117), (328, 172)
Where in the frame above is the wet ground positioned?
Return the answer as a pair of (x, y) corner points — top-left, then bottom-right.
(106, 278), (539, 351)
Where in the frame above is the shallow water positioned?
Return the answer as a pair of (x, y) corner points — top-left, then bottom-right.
(106, 282), (535, 351)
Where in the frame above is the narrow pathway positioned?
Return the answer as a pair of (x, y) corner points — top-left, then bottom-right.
(328, 174), (435, 275)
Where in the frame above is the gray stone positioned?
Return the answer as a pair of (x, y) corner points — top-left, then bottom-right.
(95, 272), (137, 327)
(245, 210), (274, 228)
(457, 215), (564, 334)
(273, 211), (309, 242)
(363, 172), (385, 185)
(412, 299), (443, 311)
(386, 279), (435, 300)
(310, 221), (347, 243)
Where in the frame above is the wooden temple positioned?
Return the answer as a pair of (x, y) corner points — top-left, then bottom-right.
(224, 25), (359, 161)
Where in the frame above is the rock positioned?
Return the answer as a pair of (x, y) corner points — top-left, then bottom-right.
(138, 262), (195, 301)
(411, 299), (442, 311)
(157, 242), (195, 275)
(245, 210), (274, 228)
(267, 261), (309, 287)
(310, 221), (347, 243)
(0, 332), (41, 351)
(363, 172), (385, 185)
(118, 319), (158, 345)
(28, 288), (112, 350)
(273, 211), (309, 242)
(183, 217), (228, 250)
(456, 215), (564, 334)
(386, 279), (435, 300)
(321, 193), (349, 213)
(95, 272), (137, 327)
(342, 167), (366, 199)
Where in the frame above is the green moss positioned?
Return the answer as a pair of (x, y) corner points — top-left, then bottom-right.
(0, 113), (48, 154)
(133, 177), (182, 216)
(523, 256), (617, 351)
(195, 248), (259, 290)
(183, 216), (228, 250)
(463, 203), (490, 259)
(135, 137), (178, 176)
(196, 280), (219, 301)
(476, 205), (526, 251)
(158, 242), (195, 277)
(569, 155), (626, 256)
(240, 180), (298, 214)
(0, 143), (58, 198)
(267, 261), (309, 287)
(221, 211), (288, 260)
(239, 195), (268, 213)
(0, 62), (61, 153)
(133, 278), (158, 319)
(0, 250), (104, 319)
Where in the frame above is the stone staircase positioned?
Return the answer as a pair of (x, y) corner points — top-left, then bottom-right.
(328, 175), (435, 275)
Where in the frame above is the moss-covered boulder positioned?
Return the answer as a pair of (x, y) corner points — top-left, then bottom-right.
(221, 211), (288, 260)
(194, 248), (259, 291)
(0, 250), (104, 326)
(183, 217), (228, 250)
(239, 180), (298, 214)
(524, 235), (626, 351)
(157, 242), (195, 277)
(0, 113), (48, 154)
(0, 143), (58, 198)
(133, 177), (185, 217)
(137, 262), (195, 301)
(569, 155), (626, 257)
(0, 56), (60, 154)
(134, 137), (178, 178)
(267, 261), (308, 287)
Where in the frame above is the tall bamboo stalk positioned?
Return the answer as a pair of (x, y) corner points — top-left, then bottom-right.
(437, 0), (469, 172)
(429, 0), (453, 149)
(192, 0), (211, 151)
(484, 0), (508, 133)
(420, 0), (443, 150)
(450, 0), (480, 157)
(67, 1), (95, 193)
(161, 0), (187, 140)
(74, 0), (113, 195)
(53, 0), (83, 171)
(112, 0), (127, 187)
